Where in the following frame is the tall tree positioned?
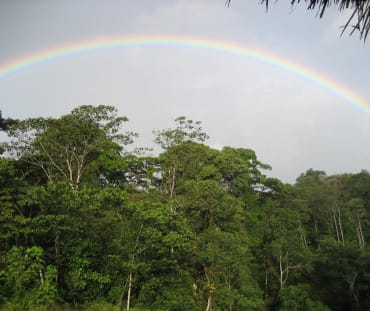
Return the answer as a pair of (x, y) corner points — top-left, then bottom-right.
(3, 105), (135, 189)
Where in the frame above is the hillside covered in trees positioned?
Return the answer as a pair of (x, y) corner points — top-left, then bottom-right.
(0, 105), (369, 311)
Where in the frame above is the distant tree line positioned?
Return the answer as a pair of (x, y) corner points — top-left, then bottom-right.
(1, 105), (370, 310)
(0, 111), (18, 132)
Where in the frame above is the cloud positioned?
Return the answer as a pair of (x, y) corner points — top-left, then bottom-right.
(131, 1), (237, 36)
(0, 0), (369, 183)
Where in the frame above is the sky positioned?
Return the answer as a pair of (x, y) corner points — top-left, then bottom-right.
(0, 0), (369, 183)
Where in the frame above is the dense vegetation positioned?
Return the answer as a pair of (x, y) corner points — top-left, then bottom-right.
(0, 105), (369, 310)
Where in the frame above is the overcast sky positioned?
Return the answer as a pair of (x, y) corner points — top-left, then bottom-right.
(0, 0), (369, 183)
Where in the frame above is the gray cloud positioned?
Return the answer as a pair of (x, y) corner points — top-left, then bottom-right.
(0, 0), (369, 183)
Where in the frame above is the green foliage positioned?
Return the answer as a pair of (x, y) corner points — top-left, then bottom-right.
(1, 106), (370, 310)
(3, 246), (58, 310)
(2, 105), (135, 188)
(65, 256), (111, 303)
(279, 284), (330, 311)
(154, 116), (209, 149)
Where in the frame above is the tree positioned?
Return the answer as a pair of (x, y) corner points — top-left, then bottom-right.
(279, 284), (330, 311)
(3, 105), (136, 189)
(268, 205), (311, 291)
(346, 198), (366, 249)
(3, 109), (370, 310)
(3, 246), (58, 309)
(116, 199), (193, 310)
(0, 111), (18, 132)
(154, 116), (209, 150)
(227, 0), (370, 41)
(216, 146), (271, 205)
(293, 169), (328, 244)
(0, 158), (31, 258)
(154, 116), (209, 201)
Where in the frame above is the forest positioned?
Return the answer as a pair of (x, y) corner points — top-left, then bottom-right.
(0, 105), (369, 311)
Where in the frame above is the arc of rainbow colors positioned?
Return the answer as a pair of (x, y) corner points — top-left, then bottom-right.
(0, 34), (369, 114)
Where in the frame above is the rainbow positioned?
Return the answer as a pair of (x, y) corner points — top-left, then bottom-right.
(0, 34), (369, 114)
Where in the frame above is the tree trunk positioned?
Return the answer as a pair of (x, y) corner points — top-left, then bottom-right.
(205, 293), (213, 311)
(347, 272), (359, 309)
(126, 271), (132, 311)
(39, 269), (44, 284)
(299, 223), (307, 247)
(358, 219), (365, 248)
(337, 205), (345, 245)
(279, 251), (284, 290)
(312, 211), (318, 235)
(119, 276), (128, 311)
(333, 212), (340, 243)
(264, 267), (268, 300)
(54, 234), (60, 285)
